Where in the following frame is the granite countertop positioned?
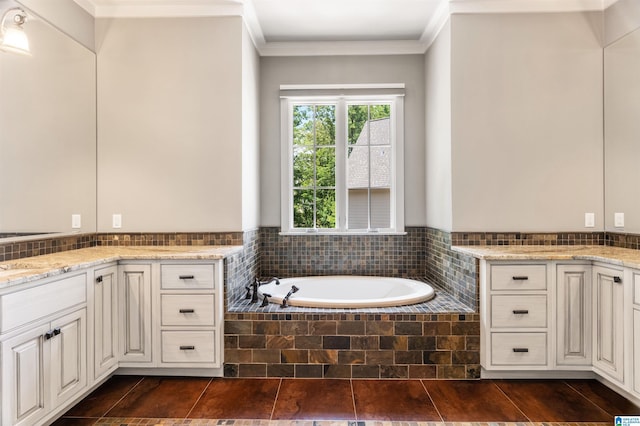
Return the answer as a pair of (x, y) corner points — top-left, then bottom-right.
(0, 245), (243, 289)
(452, 245), (640, 269)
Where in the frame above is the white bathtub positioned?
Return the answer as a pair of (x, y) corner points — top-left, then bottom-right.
(257, 276), (435, 308)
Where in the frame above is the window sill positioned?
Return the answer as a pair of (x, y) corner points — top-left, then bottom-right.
(279, 230), (407, 236)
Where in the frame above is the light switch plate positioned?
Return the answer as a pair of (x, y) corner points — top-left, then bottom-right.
(615, 212), (625, 228)
(71, 214), (81, 229)
(112, 214), (122, 229)
(584, 213), (595, 228)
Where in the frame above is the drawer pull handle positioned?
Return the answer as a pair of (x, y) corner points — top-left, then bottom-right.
(512, 310), (529, 315)
(512, 276), (529, 281)
(614, 276), (622, 283)
(512, 348), (529, 353)
(179, 308), (195, 314)
(179, 275), (195, 280)
(180, 345), (195, 350)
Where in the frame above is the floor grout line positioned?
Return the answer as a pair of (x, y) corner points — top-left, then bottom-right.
(420, 379), (444, 422)
(492, 380), (532, 422)
(184, 377), (214, 419)
(270, 377), (283, 421)
(350, 379), (358, 421)
(563, 380), (615, 418)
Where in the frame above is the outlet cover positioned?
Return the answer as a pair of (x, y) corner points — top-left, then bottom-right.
(112, 214), (122, 229)
(615, 212), (625, 228)
(585, 213), (595, 228)
(71, 214), (81, 229)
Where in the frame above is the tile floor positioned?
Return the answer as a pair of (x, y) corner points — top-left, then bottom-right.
(53, 376), (640, 426)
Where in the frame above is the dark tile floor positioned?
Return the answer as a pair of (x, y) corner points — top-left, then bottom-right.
(53, 376), (640, 425)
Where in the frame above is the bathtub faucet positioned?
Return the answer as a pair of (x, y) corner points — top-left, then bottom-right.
(280, 285), (299, 308)
(249, 277), (281, 303)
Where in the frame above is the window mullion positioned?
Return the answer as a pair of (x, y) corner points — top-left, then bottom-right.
(335, 100), (346, 231)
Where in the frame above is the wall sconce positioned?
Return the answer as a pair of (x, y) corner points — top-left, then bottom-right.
(0, 7), (30, 55)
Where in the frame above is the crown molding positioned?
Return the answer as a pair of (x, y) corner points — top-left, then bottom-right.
(74, 0), (610, 56)
(76, 0), (244, 18)
(258, 40), (426, 57)
(448, 0), (604, 14)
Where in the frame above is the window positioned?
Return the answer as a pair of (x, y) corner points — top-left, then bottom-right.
(280, 88), (404, 234)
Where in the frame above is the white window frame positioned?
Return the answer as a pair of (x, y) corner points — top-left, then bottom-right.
(280, 88), (405, 235)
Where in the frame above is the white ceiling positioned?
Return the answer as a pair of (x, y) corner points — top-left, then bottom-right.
(74, 0), (608, 55)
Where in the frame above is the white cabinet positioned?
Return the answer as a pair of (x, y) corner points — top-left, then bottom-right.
(158, 262), (223, 368)
(118, 263), (152, 364)
(93, 265), (118, 380)
(592, 265), (625, 382)
(1, 309), (86, 426)
(556, 264), (591, 366)
(632, 271), (640, 395)
(481, 262), (550, 371)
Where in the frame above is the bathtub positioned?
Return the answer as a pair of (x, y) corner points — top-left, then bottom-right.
(257, 276), (435, 308)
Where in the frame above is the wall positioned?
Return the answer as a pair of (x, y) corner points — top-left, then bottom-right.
(425, 19), (452, 232)
(450, 12), (603, 232)
(96, 17), (245, 233)
(605, 0), (640, 46)
(259, 54), (426, 227)
(17, 0), (94, 50)
(241, 23), (260, 231)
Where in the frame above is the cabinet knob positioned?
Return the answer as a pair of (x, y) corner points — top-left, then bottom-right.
(179, 308), (195, 314)
(96, 275), (103, 283)
(512, 276), (529, 281)
(614, 276), (622, 284)
(44, 330), (54, 340)
(179, 345), (195, 350)
(179, 275), (195, 280)
(53, 327), (61, 336)
(512, 310), (529, 315)
(512, 348), (529, 353)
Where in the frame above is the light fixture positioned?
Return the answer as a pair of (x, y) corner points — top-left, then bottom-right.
(0, 7), (30, 56)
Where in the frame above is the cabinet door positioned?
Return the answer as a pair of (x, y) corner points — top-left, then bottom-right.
(94, 265), (119, 379)
(119, 264), (152, 363)
(593, 266), (625, 382)
(556, 265), (591, 366)
(1, 324), (49, 426)
(634, 308), (640, 395)
(50, 309), (87, 409)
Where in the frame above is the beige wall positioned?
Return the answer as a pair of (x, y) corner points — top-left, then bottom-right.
(604, 0), (640, 233)
(96, 17), (246, 232)
(425, 19), (453, 232)
(241, 24), (260, 231)
(259, 54), (426, 227)
(0, 3), (96, 234)
(450, 12), (603, 232)
(17, 0), (94, 51)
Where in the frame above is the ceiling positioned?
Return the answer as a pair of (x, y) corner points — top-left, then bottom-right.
(73, 0), (608, 55)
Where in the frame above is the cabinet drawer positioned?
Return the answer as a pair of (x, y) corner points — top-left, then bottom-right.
(161, 331), (216, 363)
(491, 333), (547, 366)
(161, 295), (215, 326)
(491, 295), (547, 328)
(161, 264), (215, 289)
(490, 264), (547, 290)
(1, 273), (87, 333)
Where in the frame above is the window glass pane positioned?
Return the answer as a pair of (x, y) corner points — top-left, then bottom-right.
(293, 189), (314, 228)
(371, 146), (390, 189)
(315, 105), (335, 146)
(370, 189), (391, 229)
(316, 147), (335, 187)
(348, 105), (369, 145)
(347, 146), (369, 189)
(369, 104), (390, 120)
(315, 189), (336, 228)
(293, 105), (314, 146)
(293, 146), (314, 187)
(347, 189), (368, 229)
(370, 106), (390, 146)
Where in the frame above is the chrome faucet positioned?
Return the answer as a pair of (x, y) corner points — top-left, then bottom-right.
(280, 285), (299, 308)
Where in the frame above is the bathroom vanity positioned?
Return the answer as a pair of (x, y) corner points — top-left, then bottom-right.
(455, 245), (640, 406)
(0, 246), (240, 426)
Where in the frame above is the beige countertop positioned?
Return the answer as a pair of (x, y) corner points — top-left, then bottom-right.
(452, 245), (640, 269)
(0, 245), (243, 289)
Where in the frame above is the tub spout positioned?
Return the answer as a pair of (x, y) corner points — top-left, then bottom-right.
(249, 277), (282, 303)
(280, 285), (299, 308)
